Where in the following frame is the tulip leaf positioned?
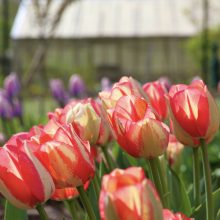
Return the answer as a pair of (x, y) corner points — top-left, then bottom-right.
(4, 201), (28, 220)
(168, 168), (192, 216)
(192, 187), (220, 219)
(87, 182), (100, 219)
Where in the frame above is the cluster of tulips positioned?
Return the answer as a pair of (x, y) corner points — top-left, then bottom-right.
(0, 76), (219, 220)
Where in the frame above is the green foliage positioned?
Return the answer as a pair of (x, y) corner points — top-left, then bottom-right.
(4, 201), (28, 220)
(168, 168), (192, 216)
(186, 26), (220, 69)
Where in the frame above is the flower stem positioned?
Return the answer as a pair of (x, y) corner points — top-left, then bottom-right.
(193, 147), (201, 207)
(200, 139), (213, 220)
(64, 199), (78, 220)
(77, 185), (97, 220)
(92, 173), (100, 199)
(36, 204), (49, 220)
(148, 158), (165, 207)
(155, 157), (170, 208)
(101, 147), (115, 171)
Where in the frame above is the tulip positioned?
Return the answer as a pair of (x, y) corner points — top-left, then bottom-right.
(69, 74), (86, 98)
(107, 95), (169, 158)
(99, 76), (145, 110)
(49, 79), (69, 106)
(166, 134), (184, 167)
(32, 124), (95, 188)
(99, 167), (163, 220)
(163, 209), (193, 220)
(168, 80), (220, 146)
(4, 72), (21, 99)
(51, 181), (90, 201)
(0, 143), (55, 209)
(143, 81), (168, 120)
(63, 98), (111, 145)
(51, 187), (79, 201)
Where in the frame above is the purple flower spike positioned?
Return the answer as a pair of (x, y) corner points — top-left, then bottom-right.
(0, 133), (5, 145)
(4, 72), (21, 99)
(158, 76), (172, 92)
(69, 74), (86, 98)
(0, 92), (13, 119)
(101, 77), (112, 91)
(12, 98), (23, 118)
(49, 79), (69, 106)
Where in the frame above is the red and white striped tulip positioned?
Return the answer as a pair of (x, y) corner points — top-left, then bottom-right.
(32, 124), (95, 189)
(0, 143), (55, 209)
(99, 167), (163, 220)
(143, 80), (168, 120)
(107, 95), (169, 158)
(163, 209), (193, 220)
(51, 187), (79, 201)
(99, 76), (145, 110)
(167, 80), (220, 146)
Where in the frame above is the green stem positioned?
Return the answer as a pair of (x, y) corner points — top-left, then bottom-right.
(200, 139), (213, 220)
(193, 147), (201, 207)
(36, 204), (49, 220)
(77, 185), (97, 220)
(64, 199), (78, 220)
(92, 174), (100, 199)
(155, 157), (170, 208)
(146, 160), (154, 181)
(148, 158), (165, 207)
(101, 147), (115, 171)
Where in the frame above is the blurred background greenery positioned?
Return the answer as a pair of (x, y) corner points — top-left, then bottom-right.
(0, 0), (220, 96)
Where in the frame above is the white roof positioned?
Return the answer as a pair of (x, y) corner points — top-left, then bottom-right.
(11, 0), (220, 39)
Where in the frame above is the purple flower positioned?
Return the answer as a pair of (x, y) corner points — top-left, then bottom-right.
(68, 74), (86, 98)
(0, 90), (13, 119)
(158, 76), (172, 92)
(101, 77), (112, 91)
(49, 79), (69, 106)
(0, 133), (5, 145)
(4, 72), (21, 99)
(12, 98), (23, 117)
(191, 76), (202, 83)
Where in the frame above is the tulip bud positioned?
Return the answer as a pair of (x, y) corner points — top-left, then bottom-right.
(66, 102), (101, 145)
(69, 74), (86, 98)
(108, 95), (169, 158)
(99, 167), (163, 220)
(63, 98), (112, 146)
(0, 143), (55, 209)
(168, 80), (220, 146)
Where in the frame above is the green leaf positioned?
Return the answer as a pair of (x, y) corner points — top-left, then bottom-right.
(4, 201), (28, 220)
(192, 188), (220, 219)
(168, 168), (192, 216)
